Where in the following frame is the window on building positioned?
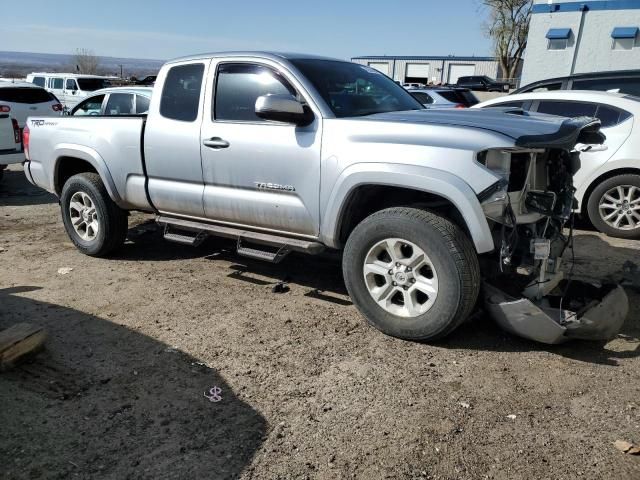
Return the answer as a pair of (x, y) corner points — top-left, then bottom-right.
(548, 38), (568, 50)
(611, 27), (639, 50)
(546, 28), (571, 50)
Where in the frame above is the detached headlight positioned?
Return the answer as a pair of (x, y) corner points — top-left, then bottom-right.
(476, 150), (511, 221)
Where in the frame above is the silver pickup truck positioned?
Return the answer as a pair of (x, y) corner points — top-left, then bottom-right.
(23, 52), (628, 344)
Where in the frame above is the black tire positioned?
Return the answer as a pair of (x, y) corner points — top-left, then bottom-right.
(586, 174), (640, 239)
(60, 172), (128, 256)
(342, 207), (481, 341)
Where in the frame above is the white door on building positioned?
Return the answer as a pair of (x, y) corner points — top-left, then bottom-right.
(368, 62), (390, 76)
(405, 63), (430, 83)
(448, 64), (475, 84)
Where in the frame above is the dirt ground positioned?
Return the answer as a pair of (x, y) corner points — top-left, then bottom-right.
(1, 163), (639, 480)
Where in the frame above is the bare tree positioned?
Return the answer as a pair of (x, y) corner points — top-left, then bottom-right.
(481, 0), (532, 80)
(72, 48), (100, 74)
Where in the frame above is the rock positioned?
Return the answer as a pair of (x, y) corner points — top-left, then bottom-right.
(506, 414), (517, 420)
(57, 267), (73, 275)
(614, 440), (640, 455)
(459, 402), (471, 409)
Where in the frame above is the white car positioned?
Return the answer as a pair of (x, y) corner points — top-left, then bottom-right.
(69, 87), (152, 116)
(0, 81), (63, 128)
(476, 91), (640, 238)
(0, 105), (22, 180)
(26, 73), (112, 110)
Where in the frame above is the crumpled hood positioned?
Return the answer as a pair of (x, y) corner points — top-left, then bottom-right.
(363, 108), (605, 150)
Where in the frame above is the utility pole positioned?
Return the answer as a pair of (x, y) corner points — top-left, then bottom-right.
(119, 64), (123, 79)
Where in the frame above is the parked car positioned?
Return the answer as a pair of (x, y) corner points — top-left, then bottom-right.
(476, 90), (640, 238)
(514, 70), (640, 97)
(455, 75), (509, 92)
(0, 82), (62, 128)
(22, 52), (626, 345)
(403, 82), (426, 89)
(70, 87), (152, 116)
(407, 87), (479, 109)
(0, 106), (22, 181)
(26, 73), (112, 110)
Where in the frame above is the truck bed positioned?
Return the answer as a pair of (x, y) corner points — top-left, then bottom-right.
(26, 116), (149, 209)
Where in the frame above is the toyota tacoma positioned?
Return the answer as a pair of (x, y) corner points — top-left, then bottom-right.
(22, 52), (628, 343)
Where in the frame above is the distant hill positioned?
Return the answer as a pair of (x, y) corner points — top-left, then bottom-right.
(0, 51), (165, 78)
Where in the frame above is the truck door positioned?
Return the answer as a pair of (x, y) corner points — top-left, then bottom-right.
(199, 60), (322, 236)
(144, 60), (209, 218)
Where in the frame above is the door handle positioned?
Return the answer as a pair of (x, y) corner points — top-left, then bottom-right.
(203, 137), (230, 149)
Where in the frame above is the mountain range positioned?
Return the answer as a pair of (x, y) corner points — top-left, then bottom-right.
(0, 51), (165, 78)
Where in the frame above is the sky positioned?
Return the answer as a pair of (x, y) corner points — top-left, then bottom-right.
(1, 0), (493, 61)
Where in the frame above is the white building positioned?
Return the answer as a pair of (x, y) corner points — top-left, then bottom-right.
(521, 0), (640, 86)
(351, 56), (502, 85)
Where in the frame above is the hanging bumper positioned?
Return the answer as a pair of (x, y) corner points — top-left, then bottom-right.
(484, 280), (628, 345)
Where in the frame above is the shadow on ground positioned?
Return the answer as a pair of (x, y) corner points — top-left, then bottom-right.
(0, 286), (266, 480)
(0, 168), (57, 207)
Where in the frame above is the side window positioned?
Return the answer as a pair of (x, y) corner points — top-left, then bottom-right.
(50, 78), (63, 89)
(536, 101), (597, 118)
(32, 77), (45, 87)
(214, 63), (297, 122)
(135, 95), (150, 114)
(71, 95), (105, 116)
(410, 92), (433, 104)
(485, 101), (526, 109)
(105, 93), (134, 115)
(66, 79), (78, 90)
(595, 105), (631, 128)
(530, 83), (562, 92)
(160, 63), (205, 122)
(572, 77), (640, 97)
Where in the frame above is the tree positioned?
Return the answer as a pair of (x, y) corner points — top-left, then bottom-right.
(72, 48), (100, 75)
(482, 0), (532, 80)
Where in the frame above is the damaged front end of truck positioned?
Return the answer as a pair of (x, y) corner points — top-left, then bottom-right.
(477, 115), (628, 344)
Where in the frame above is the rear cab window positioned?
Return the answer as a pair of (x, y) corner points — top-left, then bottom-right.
(160, 63), (205, 122)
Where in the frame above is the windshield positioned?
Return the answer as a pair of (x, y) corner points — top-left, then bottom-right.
(290, 59), (423, 118)
(77, 78), (111, 91)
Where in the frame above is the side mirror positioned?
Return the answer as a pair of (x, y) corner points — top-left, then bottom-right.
(255, 94), (313, 126)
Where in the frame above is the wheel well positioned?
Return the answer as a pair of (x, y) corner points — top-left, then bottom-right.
(581, 167), (640, 214)
(337, 185), (469, 246)
(55, 157), (97, 195)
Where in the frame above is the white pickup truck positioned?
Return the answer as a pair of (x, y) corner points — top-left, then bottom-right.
(22, 52), (628, 344)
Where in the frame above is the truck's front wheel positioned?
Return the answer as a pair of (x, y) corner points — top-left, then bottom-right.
(60, 172), (128, 257)
(342, 207), (480, 341)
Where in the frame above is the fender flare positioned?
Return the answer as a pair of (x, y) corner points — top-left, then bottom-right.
(53, 144), (124, 205)
(320, 163), (495, 254)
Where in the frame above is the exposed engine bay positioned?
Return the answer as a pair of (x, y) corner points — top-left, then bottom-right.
(477, 136), (628, 344)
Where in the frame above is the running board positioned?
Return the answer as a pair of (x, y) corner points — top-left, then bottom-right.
(156, 215), (325, 255)
(237, 238), (290, 264)
(163, 225), (205, 246)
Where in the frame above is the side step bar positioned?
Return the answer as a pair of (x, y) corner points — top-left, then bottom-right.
(156, 215), (325, 256)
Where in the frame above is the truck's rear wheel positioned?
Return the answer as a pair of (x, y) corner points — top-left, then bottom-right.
(60, 172), (128, 257)
(342, 207), (480, 341)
